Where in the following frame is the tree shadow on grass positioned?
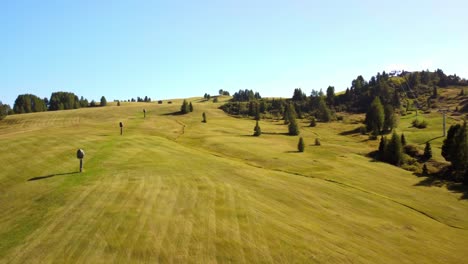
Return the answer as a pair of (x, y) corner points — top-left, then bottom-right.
(28, 172), (79, 182)
(424, 136), (444, 144)
(162, 111), (185, 116)
(285, 150), (301, 153)
(262, 132), (290, 136)
(414, 175), (468, 200)
(338, 127), (361, 136)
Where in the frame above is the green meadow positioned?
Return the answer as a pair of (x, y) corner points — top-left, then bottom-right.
(0, 97), (467, 263)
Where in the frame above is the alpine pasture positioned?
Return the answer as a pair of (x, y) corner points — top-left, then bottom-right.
(0, 97), (467, 263)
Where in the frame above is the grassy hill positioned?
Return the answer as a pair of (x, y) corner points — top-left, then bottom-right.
(0, 96), (467, 263)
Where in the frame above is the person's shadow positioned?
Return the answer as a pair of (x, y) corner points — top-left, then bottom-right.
(27, 172), (78, 181)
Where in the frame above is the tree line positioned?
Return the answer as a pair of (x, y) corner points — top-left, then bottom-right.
(0, 92), (110, 117)
(221, 68), (467, 123)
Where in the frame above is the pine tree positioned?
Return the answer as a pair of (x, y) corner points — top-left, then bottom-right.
(288, 117), (300, 136)
(442, 122), (468, 171)
(189, 102), (194, 112)
(423, 142), (432, 160)
(298, 137), (305, 152)
(253, 120), (261, 136)
(378, 136), (387, 161)
(365, 97), (384, 135)
(383, 104), (396, 132)
(181, 100), (189, 114)
(315, 138), (321, 146)
(317, 97), (332, 122)
(202, 112), (207, 123)
(100, 96), (107, 107)
(310, 117), (316, 127)
(387, 132), (403, 166)
(255, 108), (261, 121)
(422, 163), (429, 176)
(284, 103), (296, 124)
(401, 133), (407, 146)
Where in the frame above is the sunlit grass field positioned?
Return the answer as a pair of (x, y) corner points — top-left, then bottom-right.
(0, 96), (467, 263)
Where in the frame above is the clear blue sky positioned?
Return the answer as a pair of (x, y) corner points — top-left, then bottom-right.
(1, 0), (467, 106)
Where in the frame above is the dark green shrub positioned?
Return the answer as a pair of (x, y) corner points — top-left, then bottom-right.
(298, 137), (305, 152)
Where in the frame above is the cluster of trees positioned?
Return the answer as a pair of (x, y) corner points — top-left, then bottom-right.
(221, 88), (333, 123)
(232, 89), (261, 102)
(49, 92), (83, 110)
(136, 96), (151, 102)
(3, 92), (110, 118)
(250, 103), (299, 137)
(218, 89), (230, 96)
(180, 100), (193, 114)
(333, 69), (467, 113)
(13, 94), (47, 113)
(377, 132), (404, 166)
(364, 97), (396, 136)
(203, 93), (211, 100)
(375, 121), (467, 185)
(121, 96), (152, 102)
(0, 101), (11, 120)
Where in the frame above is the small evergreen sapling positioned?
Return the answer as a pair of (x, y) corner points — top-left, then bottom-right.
(253, 121), (261, 136)
(298, 137), (305, 152)
(202, 112), (207, 123)
(315, 138), (321, 146)
(310, 117), (316, 127)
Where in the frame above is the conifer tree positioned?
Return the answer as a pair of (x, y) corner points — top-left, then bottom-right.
(253, 120), (261, 136)
(100, 96), (107, 107)
(365, 97), (384, 135)
(202, 112), (207, 123)
(189, 102), (194, 112)
(422, 163), (429, 176)
(424, 142), (433, 160)
(383, 104), (396, 132)
(288, 117), (300, 136)
(387, 132), (403, 166)
(315, 138), (321, 146)
(378, 136), (387, 161)
(181, 100), (189, 114)
(401, 133), (407, 146)
(298, 137), (305, 152)
(310, 117), (316, 127)
(284, 103), (296, 124)
(317, 97), (332, 122)
(442, 122), (467, 171)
